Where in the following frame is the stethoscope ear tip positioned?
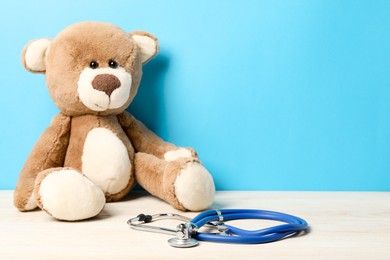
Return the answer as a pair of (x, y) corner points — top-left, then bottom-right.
(168, 237), (199, 248)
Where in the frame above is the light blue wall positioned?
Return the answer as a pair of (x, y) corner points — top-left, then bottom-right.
(1, 1), (390, 190)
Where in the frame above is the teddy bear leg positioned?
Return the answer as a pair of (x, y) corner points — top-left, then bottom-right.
(134, 152), (215, 211)
(33, 167), (106, 221)
(14, 177), (39, 212)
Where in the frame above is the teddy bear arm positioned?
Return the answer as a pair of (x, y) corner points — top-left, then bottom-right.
(14, 113), (71, 211)
(117, 111), (198, 160)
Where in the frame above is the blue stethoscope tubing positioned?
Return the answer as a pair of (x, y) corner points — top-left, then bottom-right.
(191, 209), (308, 244)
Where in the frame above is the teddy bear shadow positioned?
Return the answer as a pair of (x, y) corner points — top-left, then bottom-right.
(126, 52), (170, 133)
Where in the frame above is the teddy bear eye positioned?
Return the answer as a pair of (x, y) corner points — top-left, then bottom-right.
(89, 61), (99, 69)
(108, 60), (118, 69)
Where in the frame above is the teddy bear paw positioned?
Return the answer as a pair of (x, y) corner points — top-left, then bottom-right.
(35, 169), (106, 221)
(174, 162), (215, 211)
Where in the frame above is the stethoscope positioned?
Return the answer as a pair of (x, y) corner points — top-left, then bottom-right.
(127, 209), (309, 248)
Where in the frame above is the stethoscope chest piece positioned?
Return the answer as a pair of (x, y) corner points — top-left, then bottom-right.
(168, 237), (198, 248)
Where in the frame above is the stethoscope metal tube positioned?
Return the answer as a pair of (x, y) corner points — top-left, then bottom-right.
(128, 209), (309, 248)
(128, 213), (199, 247)
(128, 213), (191, 236)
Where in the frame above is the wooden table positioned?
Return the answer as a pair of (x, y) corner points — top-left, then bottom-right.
(1, 190), (389, 259)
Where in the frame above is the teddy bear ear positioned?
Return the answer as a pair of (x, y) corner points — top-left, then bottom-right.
(130, 31), (159, 65)
(21, 38), (51, 73)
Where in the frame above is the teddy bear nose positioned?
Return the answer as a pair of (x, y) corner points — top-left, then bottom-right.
(92, 74), (121, 97)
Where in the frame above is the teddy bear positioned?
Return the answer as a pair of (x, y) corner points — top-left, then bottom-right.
(14, 21), (215, 221)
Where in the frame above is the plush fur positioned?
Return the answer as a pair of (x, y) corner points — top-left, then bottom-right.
(14, 21), (215, 221)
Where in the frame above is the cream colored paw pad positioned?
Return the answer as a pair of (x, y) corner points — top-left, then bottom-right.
(174, 162), (215, 211)
(164, 148), (192, 162)
(39, 169), (105, 221)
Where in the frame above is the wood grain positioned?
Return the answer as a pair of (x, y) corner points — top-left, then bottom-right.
(1, 191), (389, 259)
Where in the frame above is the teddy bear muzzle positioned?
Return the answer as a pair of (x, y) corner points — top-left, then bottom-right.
(77, 67), (132, 112)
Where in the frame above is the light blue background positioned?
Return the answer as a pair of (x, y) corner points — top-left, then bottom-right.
(1, 1), (389, 190)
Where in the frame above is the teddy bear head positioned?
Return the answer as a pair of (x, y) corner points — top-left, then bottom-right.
(21, 21), (158, 116)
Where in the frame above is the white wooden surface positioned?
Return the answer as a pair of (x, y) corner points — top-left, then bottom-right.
(1, 190), (389, 259)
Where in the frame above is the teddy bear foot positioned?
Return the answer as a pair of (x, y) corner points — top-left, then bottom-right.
(165, 159), (215, 211)
(34, 168), (106, 221)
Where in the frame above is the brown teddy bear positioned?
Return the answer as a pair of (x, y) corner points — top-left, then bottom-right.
(14, 21), (215, 221)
